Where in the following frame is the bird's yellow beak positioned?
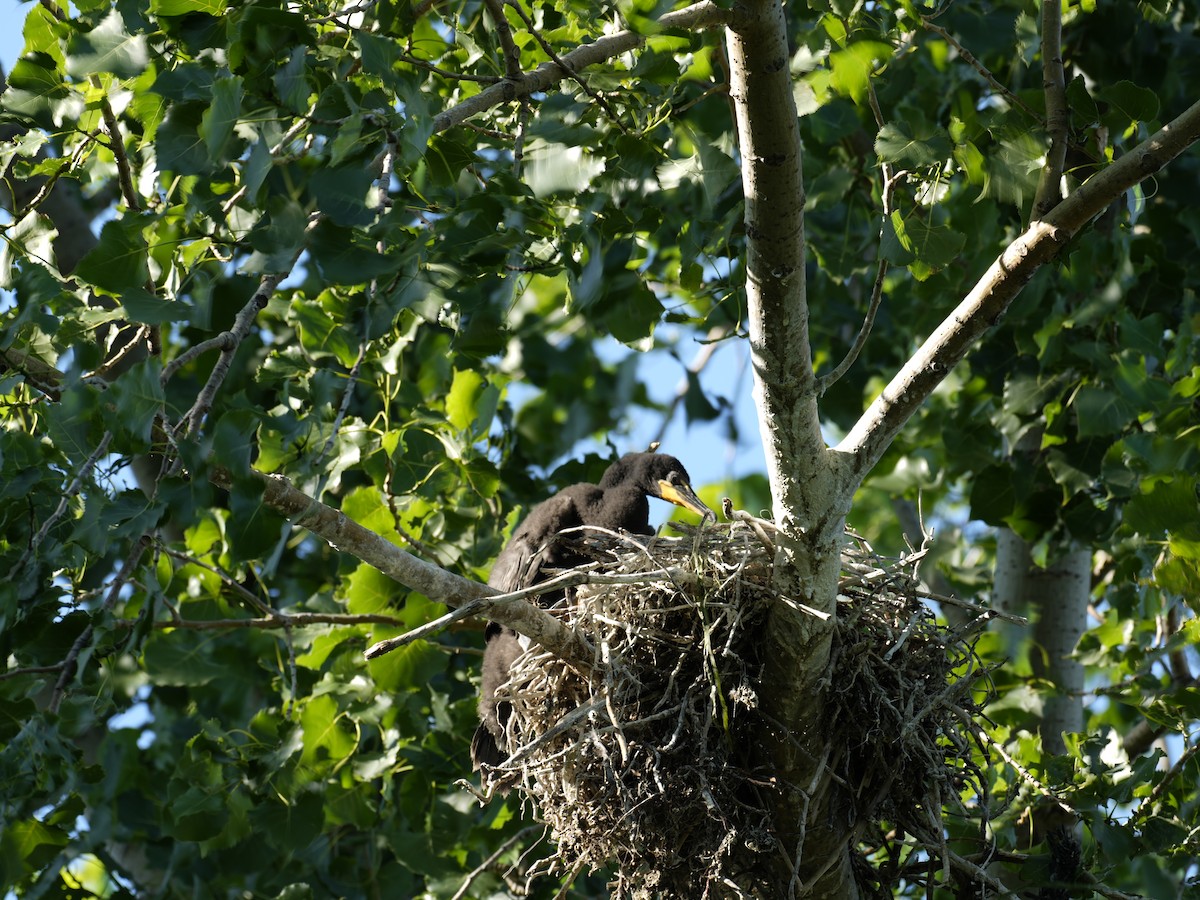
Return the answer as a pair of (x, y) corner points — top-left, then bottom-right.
(657, 479), (716, 522)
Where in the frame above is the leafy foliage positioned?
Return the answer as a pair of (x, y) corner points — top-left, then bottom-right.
(1, 0), (1198, 896)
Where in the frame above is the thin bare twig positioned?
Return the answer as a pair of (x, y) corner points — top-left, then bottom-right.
(90, 323), (151, 380)
(1141, 737), (1200, 812)
(652, 325), (730, 446)
(172, 209), (316, 436)
(919, 18), (1040, 122)
(451, 825), (543, 900)
(816, 158), (906, 397)
(0, 664), (66, 682)
(175, 275), (279, 434)
(15, 431), (112, 574)
(90, 76), (140, 211)
(151, 611), (407, 630)
(397, 49), (503, 84)
(364, 562), (694, 659)
(816, 256), (887, 396)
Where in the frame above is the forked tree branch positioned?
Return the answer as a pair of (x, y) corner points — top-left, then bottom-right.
(834, 98), (1200, 492)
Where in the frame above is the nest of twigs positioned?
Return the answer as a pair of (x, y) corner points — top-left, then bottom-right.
(481, 515), (996, 897)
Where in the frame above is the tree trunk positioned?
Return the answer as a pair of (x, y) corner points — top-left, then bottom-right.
(1030, 547), (1090, 753)
(993, 528), (1034, 661)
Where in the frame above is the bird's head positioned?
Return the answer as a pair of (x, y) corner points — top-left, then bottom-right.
(602, 452), (716, 522)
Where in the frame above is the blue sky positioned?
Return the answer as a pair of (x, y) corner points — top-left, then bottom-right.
(1, 2), (23, 73)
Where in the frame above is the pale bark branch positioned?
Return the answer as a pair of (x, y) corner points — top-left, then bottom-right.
(431, 1), (732, 134)
(484, 0), (521, 80)
(176, 274), (280, 435)
(504, 0), (628, 134)
(207, 466), (595, 670)
(1032, 0), (1069, 219)
(834, 98), (1200, 491)
(726, 0), (828, 539)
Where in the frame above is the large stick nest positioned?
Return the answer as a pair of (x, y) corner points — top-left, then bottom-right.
(479, 517), (994, 898)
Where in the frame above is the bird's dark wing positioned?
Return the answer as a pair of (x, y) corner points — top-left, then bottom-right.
(487, 490), (588, 592)
(472, 625), (524, 771)
(475, 490), (590, 772)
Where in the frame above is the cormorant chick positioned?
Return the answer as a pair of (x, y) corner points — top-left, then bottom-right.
(471, 451), (714, 771)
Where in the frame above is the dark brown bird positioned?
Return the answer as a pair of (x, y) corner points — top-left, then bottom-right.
(471, 450), (714, 771)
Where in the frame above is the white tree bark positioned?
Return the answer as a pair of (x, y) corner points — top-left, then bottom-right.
(993, 528), (1034, 659)
(1031, 548), (1091, 753)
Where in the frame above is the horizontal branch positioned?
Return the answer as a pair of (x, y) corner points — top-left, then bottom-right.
(834, 98), (1200, 492)
(432, 1), (732, 134)
(153, 612), (407, 630)
(209, 466), (595, 669)
(364, 562), (701, 658)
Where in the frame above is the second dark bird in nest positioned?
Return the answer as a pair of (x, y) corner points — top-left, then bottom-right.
(471, 449), (715, 771)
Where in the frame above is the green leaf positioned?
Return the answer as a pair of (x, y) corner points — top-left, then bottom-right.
(1157, 553), (1200, 603)
(155, 102), (213, 174)
(366, 633), (445, 692)
(273, 46), (311, 115)
(300, 694), (357, 766)
(1100, 80), (1160, 124)
(684, 371), (720, 423)
(228, 6), (311, 73)
(880, 210), (965, 279)
(143, 630), (227, 685)
(875, 122), (952, 167)
(424, 133), (477, 188)
(292, 291), (360, 366)
(252, 793), (325, 853)
(525, 141), (606, 198)
(828, 41), (891, 105)
(969, 464), (1016, 526)
(66, 10), (149, 79)
(446, 368), (489, 433)
(150, 0), (228, 14)
(1065, 76), (1098, 126)
(226, 477), (286, 563)
(307, 221), (406, 285)
(5, 50), (69, 103)
(356, 32), (402, 90)
(199, 74), (243, 162)
(120, 288), (191, 324)
(108, 358), (166, 444)
(74, 217), (151, 295)
(0, 212), (58, 289)
(1073, 385), (1139, 437)
(344, 563), (395, 616)
(309, 165), (378, 227)
(604, 277), (663, 344)
(1124, 475), (1200, 535)
(0, 818), (68, 874)
(247, 196), (310, 273)
(1140, 815), (1189, 853)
